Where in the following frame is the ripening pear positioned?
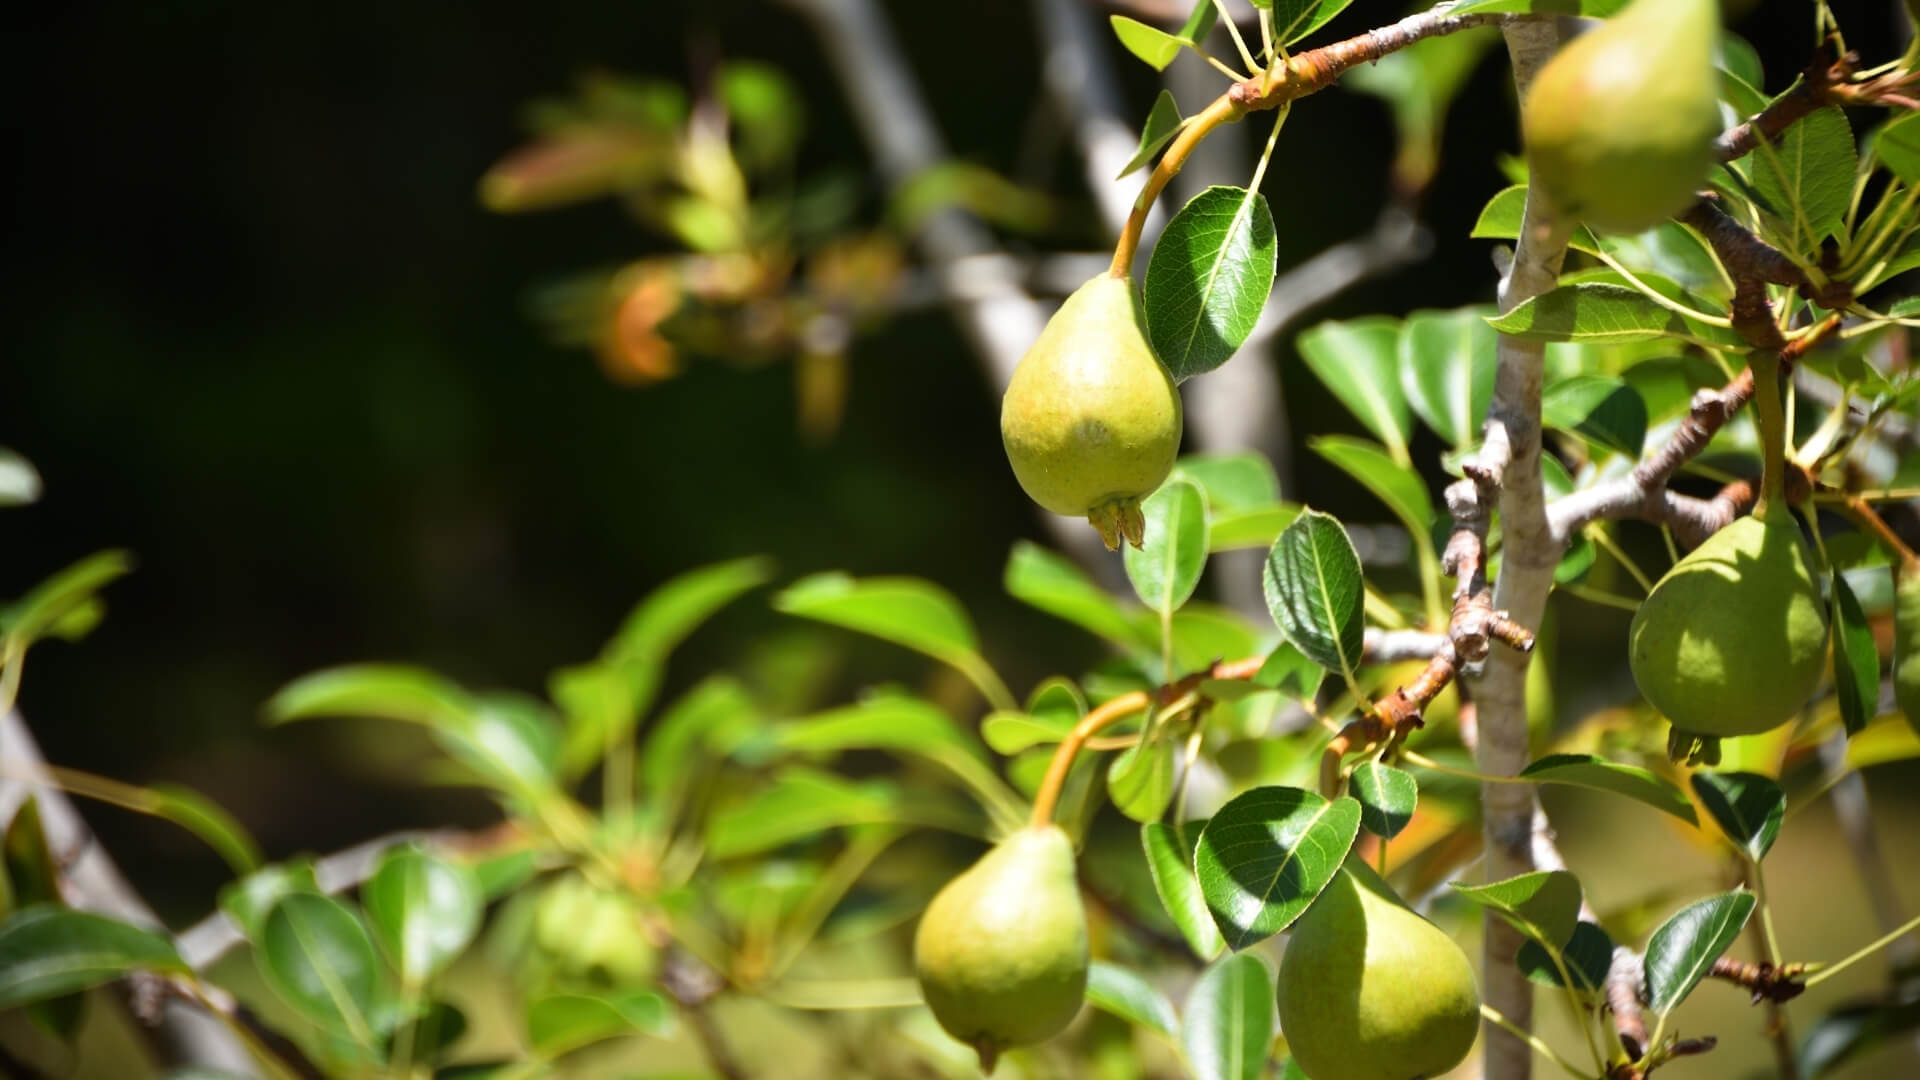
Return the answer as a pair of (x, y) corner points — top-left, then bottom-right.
(1001, 274), (1182, 550)
(1276, 855), (1479, 1080)
(1629, 509), (1829, 739)
(913, 824), (1089, 1071)
(1894, 562), (1920, 736)
(1522, 0), (1722, 233)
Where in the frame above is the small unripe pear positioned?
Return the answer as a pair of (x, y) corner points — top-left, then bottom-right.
(913, 825), (1089, 1071)
(1276, 856), (1479, 1080)
(1522, 0), (1721, 233)
(1001, 275), (1182, 550)
(1629, 511), (1828, 739)
(1894, 563), (1920, 736)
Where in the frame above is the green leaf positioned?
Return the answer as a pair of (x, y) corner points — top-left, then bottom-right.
(1750, 105), (1855, 252)
(1180, 953), (1275, 1080)
(0, 907), (187, 1009)
(1005, 541), (1154, 649)
(1143, 821), (1225, 961)
(1269, 0), (1356, 46)
(526, 989), (674, 1055)
(1451, 870), (1582, 950)
(1489, 283), (1740, 347)
(1873, 112), (1920, 184)
(446, 694), (561, 802)
(1519, 753), (1698, 825)
(1473, 185), (1602, 254)
(146, 784), (262, 876)
(0, 447), (41, 508)
(1, 551), (133, 649)
(1086, 961), (1177, 1039)
(638, 676), (760, 819)
(1399, 307), (1497, 448)
(706, 768), (911, 857)
(1349, 762), (1417, 840)
(1119, 90), (1184, 179)
(362, 846), (483, 986)
(775, 573), (999, 700)
(1209, 504), (1303, 553)
(220, 861), (321, 942)
(1800, 996), (1920, 1078)
(267, 664), (475, 730)
(1195, 786), (1361, 949)
(4, 797), (62, 909)
(1541, 455), (1597, 584)
(1108, 739), (1176, 823)
(1689, 772), (1785, 862)
(1253, 643), (1322, 700)
(1110, 16), (1184, 72)
(1170, 605), (1267, 674)
(1645, 891), (1757, 1014)
(1828, 570), (1879, 737)
(981, 711), (1073, 754)
(1262, 510), (1366, 684)
(1308, 436), (1434, 536)
(1296, 317), (1411, 460)
(604, 556), (772, 672)
(257, 893), (383, 1042)
(1542, 375), (1648, 457)
(1450, 0), (1627, 14)
(1343, 24), (1498, 193)
(1517, 920), (1615, 996)
(1177, 453), (1281, 511)
(780, 696), (975, 759)
(1125, 480), (1208, 615)
(1144, 185), (1279, 381)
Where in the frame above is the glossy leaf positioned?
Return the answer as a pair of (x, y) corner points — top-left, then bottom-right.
(1398, 307), (1496, 448)
(1269, 0), (1355, 46)
(1125, 479), (1208, 615)
(1178, 453), (1281, 511)
(1108, 738), (1176, 823)
(362, 846), (483, 986)
(1119, 90), (1183, 178)
(1451, 0), (1626, 13)
(1143, 821), (1225, 960)
(1473, 185), (1602, 254)
(1828, 570), (1879, 736)
(526, 989), (674, 1055)
(1110, 16), (1184, 71)
(1542, 375), (1648, 457)
(981, 710), (1075, 754)
(1689, 772), (1785, 862)
(1519, 753), (1698, 825)
(1144, 185), (1278, 381)
(1451, 870), (1582, 950)
(1874, 111), (1920, 184)
(1296, 317), (1411, 460)
(1181, 953), (1275, 1080)
(1517, 920), (1615, 996)
(1005, 541), (1153, 648)
(1645, 891), (1757, 1014)
(1488, 283), (1740, 347)
(257, 893), (383, 1041)
(1196, 786), (1361, 949)
(1, 550), (133, 649)
(0, 907), (187, 1009)
(1749, 105), (1854, 252)
(220, 861), (321, 942)
(1209, 504), (1303, 552)
(0, 447), (40, 508)
(1349, 762), (1417, 840)
(1262, 510), (1365, 683)
(1309, 436), (1434, 535)
(1086, 960), (1177, 1039)
(774, 572), (979, 665)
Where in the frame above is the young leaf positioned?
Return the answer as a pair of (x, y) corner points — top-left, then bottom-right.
(1398, 307), (1497, 449)
(1110, 16), (1184, 72)
(775, 572), (978, 662)
(1269, 1), (1356, 46)
(981, 710), (1076, 754)
(1874, 111), (1920, 184)
(1541, 375), (1648, 457)
(1143, 821), (1225, 961)
(1451, 870), (1582, 950)
(1180, 953), (1276, 1080)
(1195, 786), (1361, 949)
(1086, 961), (1178, 1039)
(1349, 762), (1417, 840)
(1119, 90), (1183, 178)
(1144, 185), (1279, 381)
(1749, 105), (1854, 253)
(526, 989), (675, 1055)
(1005, 541), (1155, 649)
(1296, 317), (1412, 461)
(266, 664), (476, 731)
(362, 846), (484, 987)
(1308, 436), (1434, 536)
(1689, 771), (1785, 862)
(1489, 283), (1742, 347)
(145, 784), (262, 876)
(1645, 891), (1757, 1014)
(1516, 920), (1615, 996)
(1473, 185), (1602, 254)
(1828, 570), (1879, 736)
(1108, 738), (1176, 823)
(1262, 510), (1366, 684)
(638, 676), (760, 819)
(1, 550), (133, 650)
(1125, 479), (1208, 616)
(0, 907), (187, 1009)
(604, 556), (773, 669)
(257, 893), (383, 1042)
(1518, 753), (1699, 825)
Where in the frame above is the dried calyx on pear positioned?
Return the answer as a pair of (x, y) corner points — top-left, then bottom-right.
(1001, 274), (1182, 550)
(912, 824), (1089, 1072)
(1522, 0), (1722, 234)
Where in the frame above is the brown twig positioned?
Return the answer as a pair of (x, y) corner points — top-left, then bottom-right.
(1709, 957), (1809, 1004)
(1715, 42), (1858, 163)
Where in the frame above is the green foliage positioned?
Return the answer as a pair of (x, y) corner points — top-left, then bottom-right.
(1144, 186), (1279, 381)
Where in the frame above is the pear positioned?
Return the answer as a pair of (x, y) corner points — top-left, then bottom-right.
(1629, 511), (1828, 739)
(1522, 0), (1721, 233)
(1894, 563), (1920, 736)
(1001, 274), (1183, 550)
(913, 824), (1089, 1071)
(1276, 855), (1479, 1080)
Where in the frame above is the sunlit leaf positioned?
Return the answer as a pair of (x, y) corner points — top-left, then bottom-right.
(1196, 786), (1361, 949)
(1645, 891), (1756, 1014)
(1309, 436), (1434, 536)
(1125, 480), (1208, 616)
(1489, 283), (1741, 347)
(1873, 111), (1920, 184)
(1181, 953), (1275, 1080)
(1750, 105), (1854, 252)
(257, 894), (383, 1041)
(1398, 307), (1497, 448)
(1349, 762), (1417, 840)
(1086, 961), (1177, 1039)
(1451, 870), (1582, 949)
(1119, 90), (1183, 178)
(1005, 541), (1155, 649)
(1268, 0), (1356, 46)
(1689, 772), (1785, 862)
(1143, 821), (1225, 961)
(1518, 753), (1698, 824)
(1145, 186), (1278, 381)
(362, 846), (483, 986)
(1296, 317), (1411, 460)
(1110, 16), (1184, 72)
(1177, 454), (1281, 511)
(1108, 738), (1176, 823)
(1263, 511), (1365, 682)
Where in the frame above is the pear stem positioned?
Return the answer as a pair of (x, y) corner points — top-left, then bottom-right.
(1748, 350), (1789, 519)
(1108, 95), (1245, 281)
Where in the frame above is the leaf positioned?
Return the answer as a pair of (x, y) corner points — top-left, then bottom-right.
(1005, 541), (1153, 649)
(1195, 786), (1361, 949)
(1308, 436), (1434, 536)
(1144, 185), (1279, 381)
(1, 551), (133, 649)
(1799, 996), (1920, 1078)
(1262, 510), (1366, 684)
(1645, 891), (1757, 1014)
(1518, 753), (1698, 824)
(705, 768), (955, 856)
(1085, 961), (1177, 1039)
(1209, 504), (1303, 552)
(220, 861), (321, 942)
(779, 696), (975, 759)
(1349, 762), (1417, 840)
(146, 784), (262, 876)
(1828, 571), (1879, 737)
(1873, 111), (1920, 184)
(604, 556), (772, 669)
(257, 893), (383, 1041)
(981, 710), (1074, 754)
(1296, 317), (1411, 460)
(1119, 90), (1184, 178)
(1689, 772), (1785, 862)
(1517, 920), (1615, 996)
(0, 447), (41, 508)
(775, 573), (981, 668)
(1253, 643), (1322, 700)
(4, 797), (62, 909)
(1177, 454), (1281, 511)
(1143, 821), (1225, 960)
(362, 846), (483, 986)
(1473, 184), (1603, 253)
(0, 907), (187, 1009)
(1451, 870), (1582, 950)
(1541, 455), (1597, 584)
(1124, 480), (1209, 616)
(1110, 16), (1184, 72)
(447, 694), (562, 802)
(1268, 0), (1356, 46)
(1108, 739), (1176, 823)
(1343, 24), (1497, 193)
(1489, 283), (1740, 347)
(1450, 0), (1628, 14)
(638, 676), (760, 818)
(1399, 307), (1497, 448)
(1542, 375), (1648, 457)
(267, 664), (475, 730)
(1750, 105), (1855, 251)
(526, 989), (675, 1055)
(1180, 953), (1275, 1080)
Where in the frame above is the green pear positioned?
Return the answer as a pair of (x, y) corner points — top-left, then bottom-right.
(1628, 510), (1828, 739)
(1001, 274), (1182, 550)
(1894, 562), (1920, 736)
(913, 824), (1089, 1071)
(1276, 856), (1479, 1080)
(1522, 0), (1721, 233)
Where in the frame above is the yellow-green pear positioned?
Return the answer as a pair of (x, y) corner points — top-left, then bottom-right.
(1522, 0), (1722, 233)
(913, 824), (1089, 1071)
(1894, 562), (1920, 735)
(1628, 510), (1828, 738)
(1001, 274), (1182, 550)
(1277, 855), (1479, 1080)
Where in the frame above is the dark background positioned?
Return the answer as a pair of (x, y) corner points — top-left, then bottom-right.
(1, 0), (1906, 918)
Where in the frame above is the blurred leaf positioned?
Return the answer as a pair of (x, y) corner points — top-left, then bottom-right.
(1170, 605), (1267, 674)
(220, 861), (321, 942)
(719, 61), (803, 171)
(1178, 454), (1281, 511)
(1490, 284), (1740, 347)
(1689, 771), (1785, 862)
(1344, 24), (1496, 191)
(1263, 510), (1365, 683)
(1125, 479), (1208, 616)
(268, 665), (475, 729)
(1829, 571), (1879, 737)
(981, 710), (1075, 754)
(1451, 870), (1582, 950)
(1086, 960), (1177, 1039)
(1, 550), (133, 650)
(1645, 891), (1756, 1014)
(0, 907), (187, 1009)
(146, 784), (261, 876)
(1349, 762), (1417, 840)
(1750, 105), (1854, 253)
(402, 1000), (468, 1065)
(1450, 0), (1627, 13)
(639, 676), (761, 820)
(1397, 307), (1497, 448)
(478, 130), (673, 213)
(1800, 996), (1920, 1078)
(1109, 16), (1184, 72)
(1846, 715), (1920, 772)
(4, 798), (61, 910)
(1196, 786), (1361, 949)
(775, 573), (992, 682)
(1540, 456), (1597, 584)
(526, 989), (675, 1055)
(1873, 112), (1920, 184)
(1474, 185), (1602, 254)
(363, 846), (483, 986)
(1143, 185), (1277, 382)
(1517, 920), (1614, 996)
(1209, 504), (1303, 553)
(444, 694), (561, 803)
(1006, 541), (1154, 649)
(1143, 821), (1224, 961)
(1296, 317), (1411, 460)
(0, 447), (40, 508)
(257, 893), (383, 1042)
(1519, 753), (1697, 825)
(1119, 90), (1183, 178)
(706, 768), (969, 856)
(1309, 436), (1434, 535)
(1253, 643), (1321, 701)
(780, 696), (976, 759)
(1107, 738), (1176, 824)
(1180, 953), (1275, 1080)
(1542, 375), (1648, 457)
(890, 162), (1053, 235)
